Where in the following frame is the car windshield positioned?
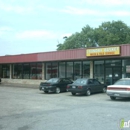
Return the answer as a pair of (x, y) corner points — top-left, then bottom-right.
(47, 78), (59, 83)
(74, 79), (87, 84)
(114, 80), (130, 85)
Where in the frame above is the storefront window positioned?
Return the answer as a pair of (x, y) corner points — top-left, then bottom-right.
(105, 60), (121, 67)
(45, 63), (52, 80)
(0, 65), (2, 78)
(74, 61), (82, 80)
(94, 61), (104, 83)
(37, 63), (42, 79)
(13, 64), (23, 79)
(13, 63), (42, 80)
(51, 63), (58, 78)
(66, 62), (73, 80)
(2, 64), (10, 78)
(83, 61), (90, 78)
(23, 64), (30, 79)
(122, 59), (130, 78)
(30, 63), (37, 79)
(59, 62), (65, 78)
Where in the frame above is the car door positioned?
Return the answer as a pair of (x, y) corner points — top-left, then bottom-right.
(93, 79), (102, 92)
(62, 78), (72, 91)
(58, 79), (66, 91)
(87, 79), (96, 93)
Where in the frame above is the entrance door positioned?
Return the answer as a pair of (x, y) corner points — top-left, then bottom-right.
(105, 67), (122, 85)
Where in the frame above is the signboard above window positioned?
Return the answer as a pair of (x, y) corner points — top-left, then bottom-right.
(86, 46), (120, 57)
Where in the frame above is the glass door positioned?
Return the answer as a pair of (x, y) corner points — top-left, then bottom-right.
(105, 67), (122, 85)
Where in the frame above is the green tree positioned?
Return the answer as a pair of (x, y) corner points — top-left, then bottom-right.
(57, 32), (87, 50)
(95, 20), (130, 46)
(57, 25), (94, 50)
(56, 21), (130, 50)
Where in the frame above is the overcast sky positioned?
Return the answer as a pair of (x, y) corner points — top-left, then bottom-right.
(0, 0), (130, 56)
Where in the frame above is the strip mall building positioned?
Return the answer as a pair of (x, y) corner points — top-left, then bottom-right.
(0, 44), (130, 85)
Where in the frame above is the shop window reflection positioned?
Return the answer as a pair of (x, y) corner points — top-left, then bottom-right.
(37, 63), (42, 79)
(94, 61), (104, 83)
(23, 64), (30, 79)
(59, 62), (65, 78)
(74, 61), (82, 80)
(2, 64), (10, 78)
(45, 63), (58, 80)
(13, 63), (42, 80)
(13, 64), (22, 79)
(30, 63), (37, 79)
(46, 63), (51, 80)
(83, 61), (90, 78)
(122, 59), (130, 78)
(66, 62), (73, 80)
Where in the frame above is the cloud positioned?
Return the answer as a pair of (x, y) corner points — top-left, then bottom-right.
(0, 27), (14, 36)
(2, 6), (33, 14)
(0, 27), (13, 31)
(62, 6), (99, 15)
(0, 0), (58, 14)
(109, 11), (130, 16)
(0, 1), (34, 14)
(81, 0), (130, 6)
(15, 30), (59, 39)
(62, 6), (130, 17)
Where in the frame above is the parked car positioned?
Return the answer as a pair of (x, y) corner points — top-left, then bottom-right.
(0, 77), (1, 83)
(67, 78), (106, 96)
(39, 78), (73, 94)
(107, 78), (130, 100)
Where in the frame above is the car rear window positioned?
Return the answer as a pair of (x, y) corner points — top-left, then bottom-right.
(47, 78), (59, 83)
(74, 79), (87, 84)
(114, 80), (130, 85)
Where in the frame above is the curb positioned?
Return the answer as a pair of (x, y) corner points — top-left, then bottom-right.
(0, 83), (39, 89)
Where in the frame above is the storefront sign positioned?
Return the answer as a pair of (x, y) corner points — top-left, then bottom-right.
(86, 46), (120, 57)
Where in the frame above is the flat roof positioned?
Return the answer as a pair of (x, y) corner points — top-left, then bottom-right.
(0, 44), (130, 64)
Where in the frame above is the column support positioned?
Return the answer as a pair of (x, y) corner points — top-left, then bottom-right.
(42, 63), (45, 80)
(90, 61), (93, 78)
(10, 64), (12, 79)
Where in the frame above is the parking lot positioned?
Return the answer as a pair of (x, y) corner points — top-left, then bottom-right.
(0, 84), (130, 130)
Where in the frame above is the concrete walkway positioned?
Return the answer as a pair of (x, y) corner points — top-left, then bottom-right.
(0, 82), (39, 89)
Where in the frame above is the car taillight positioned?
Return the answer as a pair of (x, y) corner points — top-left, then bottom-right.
(78, 86), (82, 89)
(126, 88), (130, 91)
(67, 86), (70, 88)
(107, 87), (130, 91)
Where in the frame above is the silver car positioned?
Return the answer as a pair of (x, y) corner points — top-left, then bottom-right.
(107, 78), (130, 100)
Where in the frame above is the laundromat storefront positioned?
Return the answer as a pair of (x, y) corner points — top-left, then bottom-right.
(86, 46), (122, 85)
(87, 45), (130, 85)
(0, 44), (130, 85)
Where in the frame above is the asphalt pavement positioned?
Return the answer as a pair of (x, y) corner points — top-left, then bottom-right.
(0, 84), (130, 130)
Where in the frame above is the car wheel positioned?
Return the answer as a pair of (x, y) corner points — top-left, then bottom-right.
(56, 87), (60, 94)
(86, 89), (91, 96)
(44, 91), (48, 93)
(71, 92), (76, 95)
(110, 96), (116, 100)
(102, 87), (106, 93)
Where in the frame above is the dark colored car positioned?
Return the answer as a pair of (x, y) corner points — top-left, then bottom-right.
(67, 78), (106, 96)
(0, 77), (1, 83)
(39, 78), (73, 94)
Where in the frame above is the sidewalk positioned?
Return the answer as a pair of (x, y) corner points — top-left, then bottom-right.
(0, 82), (39, 89)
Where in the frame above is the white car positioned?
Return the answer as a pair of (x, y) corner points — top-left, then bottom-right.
(106, 78), (130, 100)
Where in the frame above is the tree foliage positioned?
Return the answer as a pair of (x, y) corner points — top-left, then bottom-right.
(57, 21), (130, 50)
